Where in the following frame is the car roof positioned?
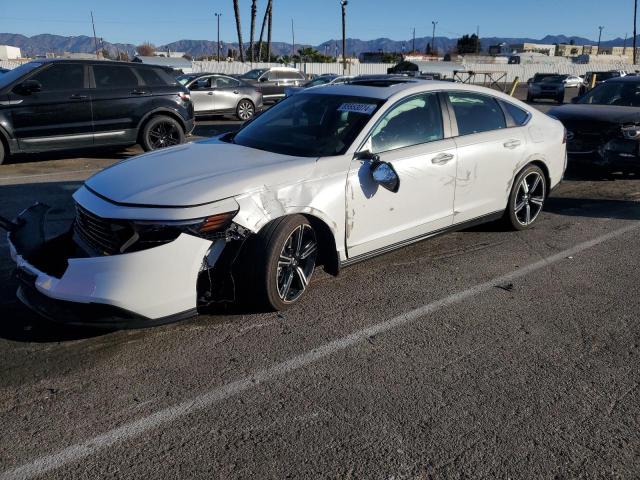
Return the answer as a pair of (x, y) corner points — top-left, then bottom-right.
(304, 78), (451, 100)
(606, 76), (640, 83)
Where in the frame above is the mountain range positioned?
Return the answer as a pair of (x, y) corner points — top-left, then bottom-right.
(1, 32), (637, 59)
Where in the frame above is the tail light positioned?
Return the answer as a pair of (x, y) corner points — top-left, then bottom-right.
(178, 92), (191, 102)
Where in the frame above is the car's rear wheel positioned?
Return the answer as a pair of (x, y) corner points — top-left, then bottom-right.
(245, 215), (318, 310)
(505, 165), (547, 230)
(556, 94), (564, 104)
(0, 140), (5, 165)
(141, 115), (185, 152)
(526, 93), (534, 102)
(236, 99), (255, 121)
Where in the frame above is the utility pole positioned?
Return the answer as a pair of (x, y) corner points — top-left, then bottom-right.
(291, 18), (295, 60)
(267, 1), (273, 62)
(597, 25), (604, 54)
(215, 13), (222, 61)
(90, 11), (99, 59)
(624, 32), (628, 56)
(476, 25), (480, 55)
(431, 20), (438, 56)
(412, 27), (415, 53)
(634, 0), (638, 64)
(250, 0), (257, 63)
(341, 0), (348, 73)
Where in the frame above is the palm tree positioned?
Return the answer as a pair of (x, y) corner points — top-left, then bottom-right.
(232, 0), (245, 62)
(267, 0), (273, 62)
(249, 0), (257, 63)
(257, 0), (272, 61)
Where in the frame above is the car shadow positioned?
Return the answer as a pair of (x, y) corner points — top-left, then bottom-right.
(5, 146), (140, 165)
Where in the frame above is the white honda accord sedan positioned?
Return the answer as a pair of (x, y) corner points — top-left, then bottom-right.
(6, 78), (566, 327)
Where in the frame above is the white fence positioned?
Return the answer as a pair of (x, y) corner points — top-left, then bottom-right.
(191, 61), (395, 76)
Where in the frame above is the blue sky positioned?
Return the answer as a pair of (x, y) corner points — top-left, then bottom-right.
(0, 0), (634, 45)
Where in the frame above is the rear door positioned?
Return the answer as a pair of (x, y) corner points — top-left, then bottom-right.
(188, 75), (215, 113)
(212, 76), (242, 112)
(258, 71), (280, 101)
(89, 63), (147, 143)
(447, 91), (528, 223)
(9, 62), (93, 151)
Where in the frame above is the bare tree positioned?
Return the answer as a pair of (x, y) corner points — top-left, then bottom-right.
(136, 43), (156, 56)
(249, 0), (257, 63)
(233, 0), (245, 62)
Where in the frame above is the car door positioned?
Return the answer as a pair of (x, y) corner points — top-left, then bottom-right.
(346, 92), (458, 258)
(258, 71), (280, 101)
(212, 76), (241, 112)
(188, 76), (215, 113)
(446, 91), (528, 224)
(89, 63), (148, 142)
(9, 62), (93, 151)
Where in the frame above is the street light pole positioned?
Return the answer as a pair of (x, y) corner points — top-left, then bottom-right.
(341, 0), (348, 74)
(215, 13), (222, 61)
(597, 25), (604, 55)
(431, 20), (438, 56)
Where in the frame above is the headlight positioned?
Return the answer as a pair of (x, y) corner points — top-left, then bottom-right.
(132, 211), (238, 246)
(622, 125), (640, 140)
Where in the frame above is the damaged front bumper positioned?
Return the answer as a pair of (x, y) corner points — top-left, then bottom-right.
(567, 125), (640, 168)
(7, 204), (221, 328)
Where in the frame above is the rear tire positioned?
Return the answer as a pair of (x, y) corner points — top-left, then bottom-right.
(242, 215), (318, 311)
(0, 140), (5, 165)
(505, 164), (547, 231)
(526, 93), (533, 103)
(556, 95), (564, 104)
(140, 115), (185, 152)
(236, 99), (255, 121)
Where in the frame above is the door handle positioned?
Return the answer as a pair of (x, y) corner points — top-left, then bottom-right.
(69, 94), (88, 100)
(233, 90), (239, 94)
(431, 153), (455, 165)
(207, 92), (214, 95)
(503, 139), (521, 149)
(130, 89), (148, 95)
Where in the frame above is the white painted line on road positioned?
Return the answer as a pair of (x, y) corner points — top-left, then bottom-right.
(2, 221), (639, 480)
(0, 169), (99, 182)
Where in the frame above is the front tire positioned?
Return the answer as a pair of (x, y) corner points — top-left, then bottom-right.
(244, 215), (318, 310)
(505, 165), (547, 230)
(236, 99), (255, 121)
(140, 115), (185, 152)
(0, 140), (5, 165)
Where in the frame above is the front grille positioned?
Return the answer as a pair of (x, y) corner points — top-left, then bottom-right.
(567, 131), (605, 153)
(73, 204), (133, 255)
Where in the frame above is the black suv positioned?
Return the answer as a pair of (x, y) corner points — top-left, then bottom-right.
(0, 59), (194, 164)
(238, 67), (306, 103)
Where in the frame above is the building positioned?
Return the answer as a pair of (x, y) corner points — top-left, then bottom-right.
(132, 55), (193, 73)
(0, 45), (21, 61)
(555, 44), (585, 57)
(509, 43), (556, 56)
(488, 42), (510, 56)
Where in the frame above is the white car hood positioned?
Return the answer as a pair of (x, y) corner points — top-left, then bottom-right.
(85, 139), (317, 207)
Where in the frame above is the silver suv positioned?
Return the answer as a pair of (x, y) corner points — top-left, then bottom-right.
(239, 67), (306, 103)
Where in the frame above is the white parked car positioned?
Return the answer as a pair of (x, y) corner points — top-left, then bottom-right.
(6, 78), (566, 327)
(562, 75), (583, 88)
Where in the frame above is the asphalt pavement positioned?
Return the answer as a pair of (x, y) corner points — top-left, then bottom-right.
(1, 88), (639, 479)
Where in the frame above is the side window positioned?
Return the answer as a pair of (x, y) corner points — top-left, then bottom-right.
(93, 65), (139, 89)
(31, 63), (84, 91)
(193, 76), (212, 89)
(263, 71), (276, 81)
(501, 101), (530, 126)
(369, 93), (444, 153)
(138, 68), (170, 86)
(215, 77), (240, 88)
(448, 92), (506, 135)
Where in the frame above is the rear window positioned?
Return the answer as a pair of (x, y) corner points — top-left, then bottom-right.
(501, 101), (530, 126)
(93, 65), (139, 88)
(449, 92), (506, 135)
(278, 71), (304, 80)
(138, 67), (174, 86)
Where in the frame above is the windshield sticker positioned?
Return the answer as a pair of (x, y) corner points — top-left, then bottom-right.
(338, 103), (377, 115)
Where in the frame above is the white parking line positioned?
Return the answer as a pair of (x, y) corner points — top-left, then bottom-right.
(1, 221), (638, 480)
(0, 169), (99, 182)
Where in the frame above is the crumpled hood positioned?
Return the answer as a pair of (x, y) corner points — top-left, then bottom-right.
(549, 104), (640, 126)
(85, 139), (316, 207)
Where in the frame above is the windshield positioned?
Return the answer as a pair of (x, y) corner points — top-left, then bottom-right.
(532, 74), (558, 83)
(578, 81), (640, 107)
(586, 72), (620, 83)
(230, 93), (384, 157)
(0, 62), (43, 89)
(240, 69), (268, 80)
(305, 77), (334, 87)
(539, 75), (564, 83)
(177, 74), (198, 85)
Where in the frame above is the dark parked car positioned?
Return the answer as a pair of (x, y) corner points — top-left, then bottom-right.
(177, 73), (262, 120)
(526, 73), (565, 103)
(578, 71), (624, 96)
(0, 59), (194, 164)
(238, 67), (306, 103)
(548, 76), (640, 170)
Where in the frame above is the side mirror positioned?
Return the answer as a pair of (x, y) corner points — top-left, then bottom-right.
(17, 79), (42, 94)
(259, 76), (269, 82)
(371, 160), (400, 193)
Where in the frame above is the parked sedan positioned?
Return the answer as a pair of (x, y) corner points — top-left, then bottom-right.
(5, 79), (565, 327)
(527, 73), (566, 103)
(548, 76), (640, 170)
(562, 75), (583, 88)
(178, 73), (262, 120)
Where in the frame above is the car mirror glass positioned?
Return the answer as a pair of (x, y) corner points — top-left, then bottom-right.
(371, 161), (400, 193)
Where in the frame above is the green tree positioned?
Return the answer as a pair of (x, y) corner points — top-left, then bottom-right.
(456, 34), (480, 54)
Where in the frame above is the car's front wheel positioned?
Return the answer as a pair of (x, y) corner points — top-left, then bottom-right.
(505, 164), (547, 230)
(246, 215), (318, 310)
(140, 115), (186, 151)
(0, 140), (5, 165)
(236, 99), (255, 121)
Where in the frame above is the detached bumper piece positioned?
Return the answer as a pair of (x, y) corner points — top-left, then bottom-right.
(8, 204), (213, 328)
